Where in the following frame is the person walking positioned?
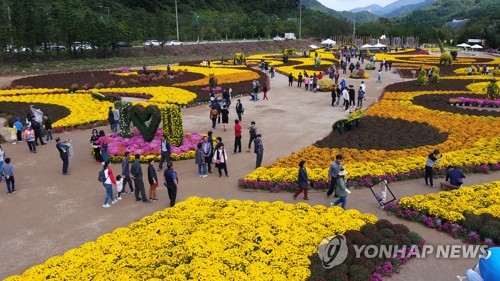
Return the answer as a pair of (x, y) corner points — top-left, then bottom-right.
(234, 119), (242, 153)
(336, 85), (342, 106)
(210, 106), (219, 130)
(43, 115), (53, 142)
(331, 85), (337, 106)
(235, 99), (244, 121)
(1, 157), (15, 194)
(357, 86), (365, 107)
(108, 107), (115, 132)
(262, 84), (269, 100)
(342, 88), (350, 111)
(247, 121), (257, 152)
(297, 73), (303, 87)
(424, 149), (441, 188)
(331, 169), (350, 209)
(0, 145), (4, 183)
(254, 134), (264, 168)
(288, 73), (293, 87)
(202, 135), (213, 174)
(30, 116), (45, 146)
(13, 117), (23, 142)
(213, 144), (228, 177)
(221, 105), (230, 130)
(113, 107), (120, 133)
(130, 154), (150, 203)
(293, 160), (310, 200)
(326, 155), (343, 198)
(90, 129), (102, 163)
(101, 160), (118, 208)
(348, 85), (356, 107)
(158, 135), (171, 171)
(195, 143), (207, 178)
(304, 76), (310, 91)
(24, 126), (36, 153)
(312, 73), (318, 93)
(163, 162), (179, 207)
(147, 159), (159, 201)
(121, 151), (134, 194)
(96, 130), (109, 163)
(377, 70), (382, 83)
(55, 137), (71, 175)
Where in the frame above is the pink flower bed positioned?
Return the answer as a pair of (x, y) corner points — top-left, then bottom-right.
(98, 128), (203, 156)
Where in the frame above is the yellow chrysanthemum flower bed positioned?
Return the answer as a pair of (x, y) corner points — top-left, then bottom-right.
(0, 93), (112, 128)
(5, 197), (378, 281)
(151, 66), (260, 87)
(101, 86), (197, 105)
(466, 81), (500, 93)
(398, 181), (500, 223)
(244, 86), (500, 183)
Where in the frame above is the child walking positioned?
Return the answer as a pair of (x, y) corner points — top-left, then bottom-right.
(8, 125), (17, 144)
(116, 175), (124, 200)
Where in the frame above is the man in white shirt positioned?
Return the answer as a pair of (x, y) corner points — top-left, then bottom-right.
(342, 88), (350, 111)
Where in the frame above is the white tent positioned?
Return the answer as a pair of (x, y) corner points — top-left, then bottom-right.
(456, 43), (471, 48)
(470, 44), (483, 49)
(360, 44), (373, 49)
(321, 39), (336, 45)
(309, 45), (320, 49)
(373, 43), (386, 48)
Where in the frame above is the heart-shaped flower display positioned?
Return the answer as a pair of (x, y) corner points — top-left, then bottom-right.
(130, 104), (161, 142)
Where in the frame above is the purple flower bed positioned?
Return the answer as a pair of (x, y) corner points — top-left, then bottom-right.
(449, 97), (500, 107)
(385, 203), (498, 247)
(99, 128), (203, 156)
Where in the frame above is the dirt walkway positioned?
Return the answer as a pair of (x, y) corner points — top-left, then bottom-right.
(0, 66), (497, 280)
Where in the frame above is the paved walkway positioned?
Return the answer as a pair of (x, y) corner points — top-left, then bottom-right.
(0, 65), (497, 280)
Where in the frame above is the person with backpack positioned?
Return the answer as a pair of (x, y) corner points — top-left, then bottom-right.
(247, 121), (257, 152)
(99, 160), (118, 208)
(55, 137), (70, 175)
(235, 99), (244, 121)
(210, 106), (219, 130)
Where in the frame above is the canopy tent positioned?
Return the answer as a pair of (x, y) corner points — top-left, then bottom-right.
(321, 39), (336, 45)
(456, 43), (471, 48)
(360, 44), (373, 49)
(470, 44), (483, 49)
(373, 43), (386, 48)
(309, 45), (320, 49)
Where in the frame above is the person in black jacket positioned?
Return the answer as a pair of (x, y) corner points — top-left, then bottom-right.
(147, 159), (158, 201)
(288, 73), (293, 87)
(293, 160), (310, 200)
(90, 129), (102, 162)
(108, 107), (115, 132)
(348, 85), (356, 107)
(43, 115), (53, 142)
(130, 154), (150, 203)
(235, 99), (244, 121)
(31, 116), (45, 146)
(121, 151), (134, 193)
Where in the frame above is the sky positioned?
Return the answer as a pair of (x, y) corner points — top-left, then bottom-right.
(316, 0), (398, 12)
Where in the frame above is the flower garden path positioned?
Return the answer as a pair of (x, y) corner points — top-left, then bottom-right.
(0, 65), (498, 280)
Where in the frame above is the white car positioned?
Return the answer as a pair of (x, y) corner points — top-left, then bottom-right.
(273, 36), (285, 41)
(166, 40), (183, 46)
(143, 40), (163, 47)
(72, 42), (94, 51)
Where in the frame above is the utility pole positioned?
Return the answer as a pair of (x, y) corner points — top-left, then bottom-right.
(175, 0), (179, 41)
(299, 0), (302, 39)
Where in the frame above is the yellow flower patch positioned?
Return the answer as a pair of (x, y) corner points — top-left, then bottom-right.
(5, 197), (378, 281)
(466, 81), (500, 93)
(0, 93), (111, 128)
(398, 181), (500, 222)
(102, 86), (197, 105)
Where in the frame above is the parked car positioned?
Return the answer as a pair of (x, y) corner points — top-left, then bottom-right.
(273, 36), (285, 41)
(165, 40), (183, 46)
(143, 40), (163, 47)
(72, 42), (93, 51)
(38, 43), (66, 51)
(113, 42), (131, 48)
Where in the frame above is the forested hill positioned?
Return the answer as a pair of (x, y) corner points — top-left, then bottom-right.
(395, 0), (499, 26)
